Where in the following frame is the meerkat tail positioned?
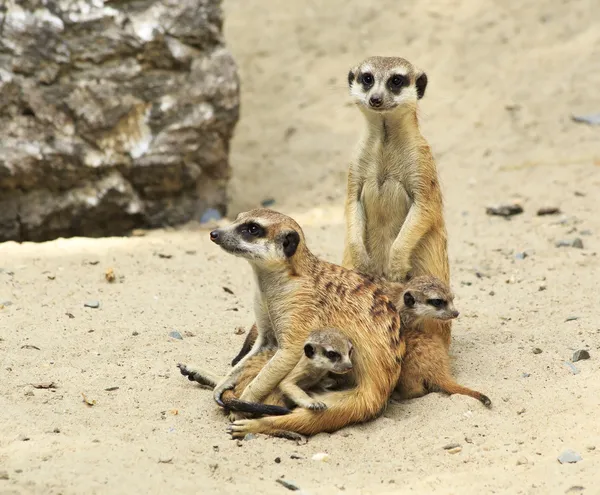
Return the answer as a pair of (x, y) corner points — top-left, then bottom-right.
(228, 381), (390, 437)
(432, 377), (492, 408)
(222, 392), (292, 416)
(177, 363), (219, 388)
(231, 324), (258, 366)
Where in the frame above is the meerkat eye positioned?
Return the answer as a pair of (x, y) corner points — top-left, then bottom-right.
(427, 299), (445, 308)
(325, 350), (340, 361)
(390, 74), (406, 87)
(361, 72), (374, 86)
(241, 222), (263, 237)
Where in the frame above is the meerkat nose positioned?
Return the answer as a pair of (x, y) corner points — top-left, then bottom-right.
(451, 310), (460, 318)
(209, 230), (221, 243)
(369, 95), (383, 108)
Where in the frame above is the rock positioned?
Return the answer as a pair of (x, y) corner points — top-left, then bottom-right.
(521, 372), (531, 378)
(0, 0), (239, 242)
(565, 316), (579, 322)
(274, 457), (281, 464)
(555, 239), (584, 249)
(557, 449), (582, 464)
(158, 456), (173, 464)
(486, 204), (523, 217)
(537, 207), (561, 216)
(572, 238), (584, 249)
(222, 286), (234, 295)
(580, 229), (592, 236)
(563, 362), (580, 375)
(447, 447), (462, 454)
(0, 471), (8, 480)
(516, 456), (528, 465)
(244, 433), (258, 441)
(532, 348), (543, 354)
(169, 331), (183, 340)
(311, 452), (330, 462)
(572, 113), (600, 125)
(18, 434), (30, 441)
(0, 300), (13, 307)
(572, 350), (590, 362)
(566, 486), (585, 494)
(538, 285), (547, 291)
(515, 252), (528, 260)
(586, 446), (596, 451)
(276, 479), (300, 491)
(443, 443), (461, 450)
(132, 331), (139, 336)
(84, 301), (100, 309)
(234, 326), (246, 335)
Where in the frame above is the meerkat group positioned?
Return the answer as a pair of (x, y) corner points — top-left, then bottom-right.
(178, 56), (491, 437)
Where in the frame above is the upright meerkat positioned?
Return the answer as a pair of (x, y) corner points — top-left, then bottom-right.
(178, 328), (355, 415)
(207, 208), (406, 436)
(397, 276), (491, 406)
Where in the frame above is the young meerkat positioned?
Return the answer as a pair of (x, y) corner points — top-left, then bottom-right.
(207, 208), (406, 437)
(343, 56), (451, 347)
(178, 328), (355, 415)
(398, 276), (491, 407)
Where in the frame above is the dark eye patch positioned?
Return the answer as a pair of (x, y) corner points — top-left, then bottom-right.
(359, 72), (374, 88)
(427, 298), (445, 308)
(387, 74), (408, 93)
(325, 350), (340, 361)
(238, 222), (265, 240)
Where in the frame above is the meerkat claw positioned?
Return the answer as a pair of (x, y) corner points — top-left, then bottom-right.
(228, 419), (257, 439)
(306, 401), (328, 411)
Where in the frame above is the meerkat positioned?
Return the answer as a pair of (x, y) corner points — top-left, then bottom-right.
(178, 328), (354, 415)
(397, 276), (491, 406)
(207, 208), (406, 437)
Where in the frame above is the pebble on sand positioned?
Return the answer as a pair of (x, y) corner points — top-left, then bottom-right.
(555, 238), (584, 249)
(84, 301), (100, 309)
(169, 331), (183, 340)
(276, 478), (300, 491)
(572, 350), (590, 362)
(537, 207), (561, 216)
(486, 204), (523, 217)
(557, 449), (582, 464)
(532, 348), (543, 354)
(312, 452), (330, 462)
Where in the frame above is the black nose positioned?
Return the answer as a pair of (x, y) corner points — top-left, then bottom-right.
(210, 230), (220, 243)
(452, 310), (460, 318)
(369, 96), (383, 108)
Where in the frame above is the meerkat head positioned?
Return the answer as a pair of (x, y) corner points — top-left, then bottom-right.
(401, 275), (459, 323)
(209, 208), (306, 268)
(303, 329), (354, 375)
(348, 56), (427, 114)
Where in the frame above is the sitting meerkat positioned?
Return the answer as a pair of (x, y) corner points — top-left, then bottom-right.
(178, 328), (355, 415)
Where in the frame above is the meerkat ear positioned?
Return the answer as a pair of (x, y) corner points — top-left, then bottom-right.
(304, 343), (315, 358)
(403, 291), (415, 307)
(348, 69), (355, 86)
(282, 230), (300, 258)
(416, 72), (428, 99)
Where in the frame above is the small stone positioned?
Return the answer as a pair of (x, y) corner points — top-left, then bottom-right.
(261, 198), (276, 207)
(169, 331), (183, 340)
(18, 434), (30, 441)
(580, 229), (592, 236)
(563, 362), (580, 375)
(538, 285), (547, 291)
(84, 301), (100, 309)
(464, 437), (473, 444)
(521, 372), (531, 378)
(223, 286), (234, 295)
(244, 433), (257, 441)
(105, 268), (116, 283)
(132, 331), (139, 336)
(517, 408), (526, 415)
(555, 239), (584, 249)
(443, 443), (461, 450)
(53, 428), (60, 433)
(447, 447), (462, 454)
(557, 449), (582, 464)
(586, 446), (595, 451)
(0, 471), (8, 480)
(157, 253), (173, 259)
(290, 454), (303, 460)
(276, 479), (300, 491)
(131, 229), (147, 237)
(515, 252), (528, 260)
(158, 456), (173, 464)
(572, 350), (590, 362)
(572, 238), (584, 249)
(65, 312), (75, 319)
(574, 191), (586, 197)
(532, 348), (543, 354)
(571, 113), (600, 125)
(236, 440), (243, 447)
(234, 326), (246, 335)
(274, 457), (281, 464)
(565, 316), (579, 322)
(566, 486), (585, 494)
(0, 300), (13, 307)
(486, 204), (523, 217)
(200, 208), (222, 224)
(489, 290), (495, 296)
(516, 456), (528, 465)
(209, 463), (218, 473)
(311, 452), (330, 462)
(537, 207), (561, 216)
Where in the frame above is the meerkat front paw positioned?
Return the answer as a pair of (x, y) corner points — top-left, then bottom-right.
(228, 410), (249, 422)
(227, 419), (260, 439)
(304, 401), (328, 411)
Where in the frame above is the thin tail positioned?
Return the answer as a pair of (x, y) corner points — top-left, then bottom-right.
(231, 324), (258, 366)
(222, 390), (291, 416)
(432, 377), (492, 408)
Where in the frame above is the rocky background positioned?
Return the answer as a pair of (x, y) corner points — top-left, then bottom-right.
(0, 0), (239, 242)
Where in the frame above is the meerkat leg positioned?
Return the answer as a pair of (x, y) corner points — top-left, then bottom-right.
(342, 174), (370, 272)
(177, 363), (220, 388)
(388, 204), (432, 281)
(231, 324), (258, 366)
(279, 380), (327, 411)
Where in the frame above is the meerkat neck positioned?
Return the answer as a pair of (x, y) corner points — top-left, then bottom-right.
(400, 311), (419, 329)
(362, 106), (421, 145)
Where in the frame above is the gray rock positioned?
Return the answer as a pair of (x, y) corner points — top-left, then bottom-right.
(0, 0), (239, 242)
(572, 113), (600, 125)
(0, 470), (8, 480)
(0, 300), (13, 306)
(486, 204), (523, 217)
(442, 443), (461, 450)
(84, 301), (100, 309)
(563, 362), (580, 375)
(572, 238), (584, 249)
(572, 350), (590, 362)
(276, 479), (300, 491)
(515, 252), (528, 260)
(537, 207), (561, 216)
(261, 198), (276, 207)
(555, 239), (584, 249)
(532, 348), (542, 354)
(169, 331), (183, 340)
(565, 316), (579, 322)
(557, 449), (582, 464)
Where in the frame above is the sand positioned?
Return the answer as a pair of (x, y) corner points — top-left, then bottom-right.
(1, 0), (600, 493)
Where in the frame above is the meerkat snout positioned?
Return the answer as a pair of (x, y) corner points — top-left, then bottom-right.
(369, 95), (383, 108)
(209, 230), (221, 243)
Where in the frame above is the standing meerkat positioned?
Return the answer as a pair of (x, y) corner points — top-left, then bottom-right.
(207, 208), (406, 437)
(398, 276), (491, 406)
(178, 328), (355, 415)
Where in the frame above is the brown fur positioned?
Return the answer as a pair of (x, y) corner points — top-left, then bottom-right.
(209, 209), (406, 437)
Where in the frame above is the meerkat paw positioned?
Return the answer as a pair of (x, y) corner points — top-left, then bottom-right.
(228, 410), (249, 422)
(304, 400), (327, 411)
(213, 381), (235, 407)
(227, 419), (261, 439)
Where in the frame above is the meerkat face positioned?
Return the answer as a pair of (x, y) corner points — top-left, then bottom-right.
(348, 56), (427, 114)
(402, 276), (459, 322)
(304, 330), (354, 374)
(209, 208), (303, 267)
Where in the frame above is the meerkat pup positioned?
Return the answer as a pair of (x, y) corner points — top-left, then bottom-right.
(398, 276), (491, 406)
(207, 208), (406, 437)
(178, 328), (354, 415)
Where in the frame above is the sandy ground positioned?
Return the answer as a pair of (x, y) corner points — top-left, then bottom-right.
(2, 0), (600, 493)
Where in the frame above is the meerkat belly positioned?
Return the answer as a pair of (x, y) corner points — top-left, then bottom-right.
(360, 176), (411, 273)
